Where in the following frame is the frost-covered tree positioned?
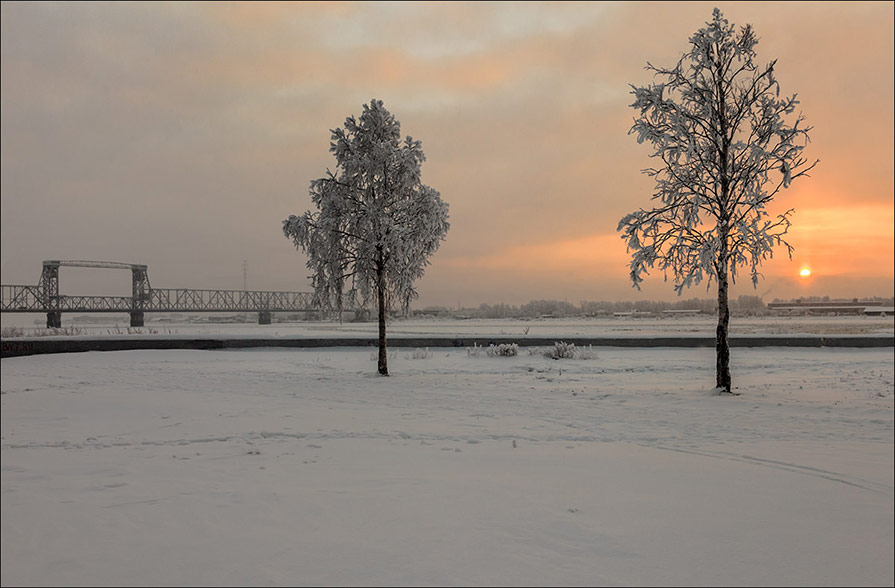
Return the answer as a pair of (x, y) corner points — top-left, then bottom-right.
(618, 9), (817, 393)
(283, 99), (449, 375)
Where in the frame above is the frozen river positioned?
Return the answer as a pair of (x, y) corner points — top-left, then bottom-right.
(3, 312), (893, 339)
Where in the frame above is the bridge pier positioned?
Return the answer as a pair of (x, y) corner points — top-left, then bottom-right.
(258, 311), (272, 325)
(46, 311), (62, 328)
(130, 312), (144, 327)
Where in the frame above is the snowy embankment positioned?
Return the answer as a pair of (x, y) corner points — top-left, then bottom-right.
(3, 313), (895, 338)
(2, 345), (893, 586)
(2, 315), (893, 357)
(3, 333), (894, 359)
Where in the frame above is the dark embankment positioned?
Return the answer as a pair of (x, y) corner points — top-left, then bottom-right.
(2, 335), (892, 358)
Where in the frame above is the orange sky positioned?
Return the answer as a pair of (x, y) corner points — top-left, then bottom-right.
(1, 1), (893, 307)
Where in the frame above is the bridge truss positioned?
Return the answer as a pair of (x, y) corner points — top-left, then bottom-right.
(1, 260), (328, 327)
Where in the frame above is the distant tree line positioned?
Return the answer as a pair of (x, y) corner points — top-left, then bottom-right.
(414, 295), (894, 320)
(416, 294), (772, 319)
(770, 295), (894, 305)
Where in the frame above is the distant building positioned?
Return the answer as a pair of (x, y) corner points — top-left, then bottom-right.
(766, 299), (885, 315)
(411, 308), (452, 318)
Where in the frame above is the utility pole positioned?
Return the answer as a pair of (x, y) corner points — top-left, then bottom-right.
(243, 260), (247, 291)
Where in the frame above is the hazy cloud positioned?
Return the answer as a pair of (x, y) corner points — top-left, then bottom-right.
(2, 1), (892, 305)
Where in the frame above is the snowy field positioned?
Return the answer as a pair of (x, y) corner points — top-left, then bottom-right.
(2, 313), (894, 339)
(1, 342), (893, 586)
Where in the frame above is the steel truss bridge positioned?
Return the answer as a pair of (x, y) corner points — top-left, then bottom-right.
(1, 260), (329, 327)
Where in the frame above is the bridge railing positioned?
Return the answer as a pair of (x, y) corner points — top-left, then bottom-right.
(2, 287), (138, 312)
(146, 288), (317, 312)
(2, 285), (322, 313)
(1, 285), (44, 311)
(54, 295), (133, 311)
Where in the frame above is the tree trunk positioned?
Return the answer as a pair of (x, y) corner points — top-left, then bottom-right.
(716, 84), (732, 393)
(715, 265), (732, 393)
(376, 264), (389, 376)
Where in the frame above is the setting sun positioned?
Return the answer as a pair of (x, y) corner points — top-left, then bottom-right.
(800, 268), (812, 277)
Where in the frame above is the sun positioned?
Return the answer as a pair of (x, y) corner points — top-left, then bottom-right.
(800, 268), (812, 277)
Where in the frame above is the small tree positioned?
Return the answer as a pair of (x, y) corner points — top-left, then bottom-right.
(618, 9), (817, 393)
(283, 99), (450, 375)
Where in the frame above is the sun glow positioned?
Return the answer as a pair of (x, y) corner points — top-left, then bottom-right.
(800, 268), (812, 277)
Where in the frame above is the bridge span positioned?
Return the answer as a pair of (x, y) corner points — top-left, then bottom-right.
(1, 260), (326, 327)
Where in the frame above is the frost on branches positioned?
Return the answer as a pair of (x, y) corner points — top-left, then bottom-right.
(283, 99), (450, 376)
(618, 9), (817, 392)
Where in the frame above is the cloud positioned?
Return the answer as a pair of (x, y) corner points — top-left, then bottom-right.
(444, 232), (627, 272)
(1, 1), (892, 307)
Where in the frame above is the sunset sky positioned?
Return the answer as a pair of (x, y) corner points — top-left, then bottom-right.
(2, 1), (893, 308)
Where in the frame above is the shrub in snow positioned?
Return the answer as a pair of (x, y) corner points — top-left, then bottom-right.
(487, 343), (519, 357)
(1, 326), (24, 338)
(537, 341), (598, 360)
(466, 343), (518, 357)
(577, 345), (599, 360)
(409, 347), (431, 360)
(10, 326), (88, 337)
(542, 341), (578, 359)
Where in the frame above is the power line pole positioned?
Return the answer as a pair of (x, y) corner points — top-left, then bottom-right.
(243, 260), (247, 291)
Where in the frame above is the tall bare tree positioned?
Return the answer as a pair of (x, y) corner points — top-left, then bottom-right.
(284, 99), (450, 375)
(619, 9), (817, 393)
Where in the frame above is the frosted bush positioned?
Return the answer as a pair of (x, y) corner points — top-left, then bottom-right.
(409, 347), (431, 360)
(467, 343), (518, 357)
(536, 341), (598, 360)
(543, 341), (578, 359)
(1, 326), (25, 338)
(5, 326), (88, 338)
(486, 343), (518, 357)
(576, 345), (599, 360)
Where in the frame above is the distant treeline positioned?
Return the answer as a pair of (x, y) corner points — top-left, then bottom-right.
(418, 296), (754, 319)
(770, 295), (894, 305)
(415, 295), (894, 319)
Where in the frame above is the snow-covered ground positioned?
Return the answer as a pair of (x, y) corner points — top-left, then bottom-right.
(2, 343), (893, 586)
(2, 313), (894, 339)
